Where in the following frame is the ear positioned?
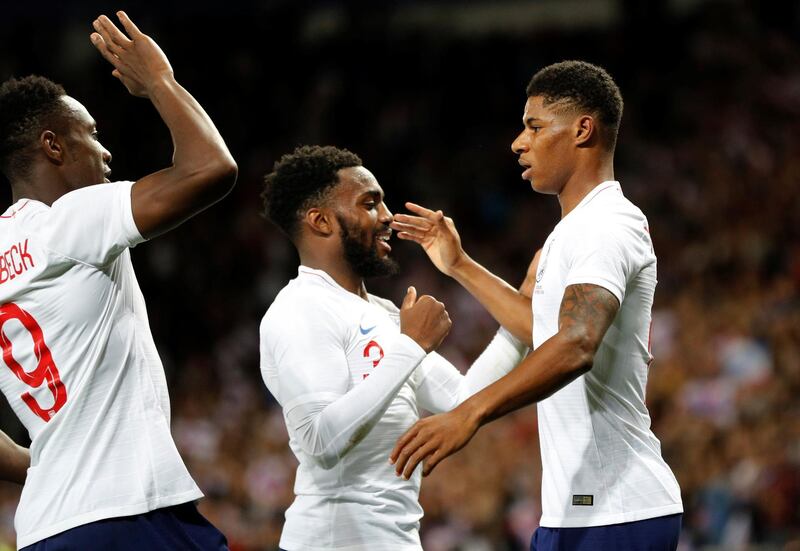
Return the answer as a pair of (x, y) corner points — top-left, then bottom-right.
(304, 207), (336, 237)
(574, 115), (596, 147)
(39, 130), (64, 165)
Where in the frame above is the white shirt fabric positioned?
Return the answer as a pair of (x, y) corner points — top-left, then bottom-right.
(0, 182), (202, 548)
(260, 266), (525, 551)
(532, 181), (683, 528)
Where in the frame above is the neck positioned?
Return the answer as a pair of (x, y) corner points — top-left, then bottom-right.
(299, 247), (368, 299)
(557, 153), (615, 218)
(11, 167), (71, 206)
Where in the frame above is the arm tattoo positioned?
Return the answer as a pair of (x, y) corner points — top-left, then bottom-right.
(558, 284), (620, 347)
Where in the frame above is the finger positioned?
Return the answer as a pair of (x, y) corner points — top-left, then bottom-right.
(390, 220), (431, 235)
(389, 221), (425, 232)
(111, 69), (122, 80)
(392, 214), (433, 229)
(393, 436), (426, 476)
(117, 11), (143, 38)
(90, 34), (122, 67)
(390, 423), (423, 468)
(390, 425), (417, 464)
(402, 442), (437, 479)
(393, 228), (431, 239)
(406, 201), (437, 220)
(396, 232), (425, 244)
(98, 14), (133, 45)
(422, 448), (447, 477)
(92, 18), (124, 56)
(400, 286), (417, 310)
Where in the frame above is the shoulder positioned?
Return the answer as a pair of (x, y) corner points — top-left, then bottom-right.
(367, 293), (400, 315)
(0, 200), (47, 229)
(568, 193), (650, 246)
(260, 276), (351, 337)
(51, 181), (134, 210)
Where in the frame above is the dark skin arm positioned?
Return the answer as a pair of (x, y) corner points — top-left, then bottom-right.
(0, 430), (29, 485)
(91, 12), (237, 239)
(390, 283), (620, 478)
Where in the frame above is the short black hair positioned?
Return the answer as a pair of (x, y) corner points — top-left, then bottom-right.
(0, 75), (68, 181)
(526, 60), (623, 150)
(262, 145), (363, 238)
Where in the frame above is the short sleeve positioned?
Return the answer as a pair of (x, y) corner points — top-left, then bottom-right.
(36, 181), (144, 266)
(564, 218), (642, 304)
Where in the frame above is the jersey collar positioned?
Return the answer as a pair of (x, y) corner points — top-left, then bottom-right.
(297, 265), (364, 299)
(562, 180), (621, 221)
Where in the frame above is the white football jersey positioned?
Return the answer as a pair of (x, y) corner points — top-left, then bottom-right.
(260, 266), (523, 551)
(0, 182), (202, 548)
(532, 181), (683, 528)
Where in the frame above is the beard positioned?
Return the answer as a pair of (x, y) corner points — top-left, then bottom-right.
(338, 217), (399, 279)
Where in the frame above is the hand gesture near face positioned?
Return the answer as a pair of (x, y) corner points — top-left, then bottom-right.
(391, 203), (467, 277)
(399, 286), (452, 353)
(90, 11), (173, 98)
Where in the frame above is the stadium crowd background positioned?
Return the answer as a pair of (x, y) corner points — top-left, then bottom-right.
(1, 0), (798, 549)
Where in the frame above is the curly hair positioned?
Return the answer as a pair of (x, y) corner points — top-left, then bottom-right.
(526, 61), (623, 150)
(262, 145), (363, 239)
(0, 75), (68, 180)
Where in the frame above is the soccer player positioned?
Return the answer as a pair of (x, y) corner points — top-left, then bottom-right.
(390, 61), (684, 550)
(259, 145), (531, 550)
(0, 12), (236, 550)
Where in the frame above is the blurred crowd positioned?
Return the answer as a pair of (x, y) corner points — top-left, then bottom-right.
(0, 1), (798, 549)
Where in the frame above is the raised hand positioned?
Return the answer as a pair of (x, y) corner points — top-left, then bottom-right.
(391, 202), (467, 277)
(389, 405), (479, 479)
(399, 286), (452, 353)
(90, 12), (173, 98)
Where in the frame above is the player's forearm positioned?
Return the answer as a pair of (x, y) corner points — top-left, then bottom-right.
(148, 75), (237, 187)
(0, 431), (29, 485)
(459, 330), (593, 426)
(462, 328), (529, 397)
(450, 254), (533, 345)
(289, 335), (426, 468)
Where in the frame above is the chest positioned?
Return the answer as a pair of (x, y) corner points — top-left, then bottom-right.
(533, 230), (569, 325)
(342, 306), (403, 388)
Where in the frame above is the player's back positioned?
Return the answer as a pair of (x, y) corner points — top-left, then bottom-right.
(0, 183), (201, 548)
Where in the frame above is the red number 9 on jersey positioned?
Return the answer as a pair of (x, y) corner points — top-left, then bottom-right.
(0, 303), (67, 422)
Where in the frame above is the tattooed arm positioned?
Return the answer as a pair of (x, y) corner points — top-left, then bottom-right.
(390, 283), (620, 477)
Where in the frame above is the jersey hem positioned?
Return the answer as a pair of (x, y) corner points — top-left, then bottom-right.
(17, 488), (204, 548)
(279, 539), (421, 551)
(539, 503), (684, 528)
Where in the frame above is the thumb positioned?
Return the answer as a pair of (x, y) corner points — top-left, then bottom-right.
(401, 286), (417, 310)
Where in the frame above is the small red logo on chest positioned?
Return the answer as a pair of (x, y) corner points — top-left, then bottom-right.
(362, 340), (384, 378)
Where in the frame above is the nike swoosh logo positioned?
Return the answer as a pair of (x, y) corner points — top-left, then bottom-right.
(359, 324), (376, 335)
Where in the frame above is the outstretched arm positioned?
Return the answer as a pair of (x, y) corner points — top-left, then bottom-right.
(392, 203), (537, 345)
(390, 283), (619, 478)
(91, 12), (237, 239)
(0, 431), (28, 485)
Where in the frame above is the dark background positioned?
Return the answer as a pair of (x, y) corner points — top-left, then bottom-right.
(0, 1), (799, 549)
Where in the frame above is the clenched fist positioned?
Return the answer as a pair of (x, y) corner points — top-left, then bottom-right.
(399, 286), (451, 353)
